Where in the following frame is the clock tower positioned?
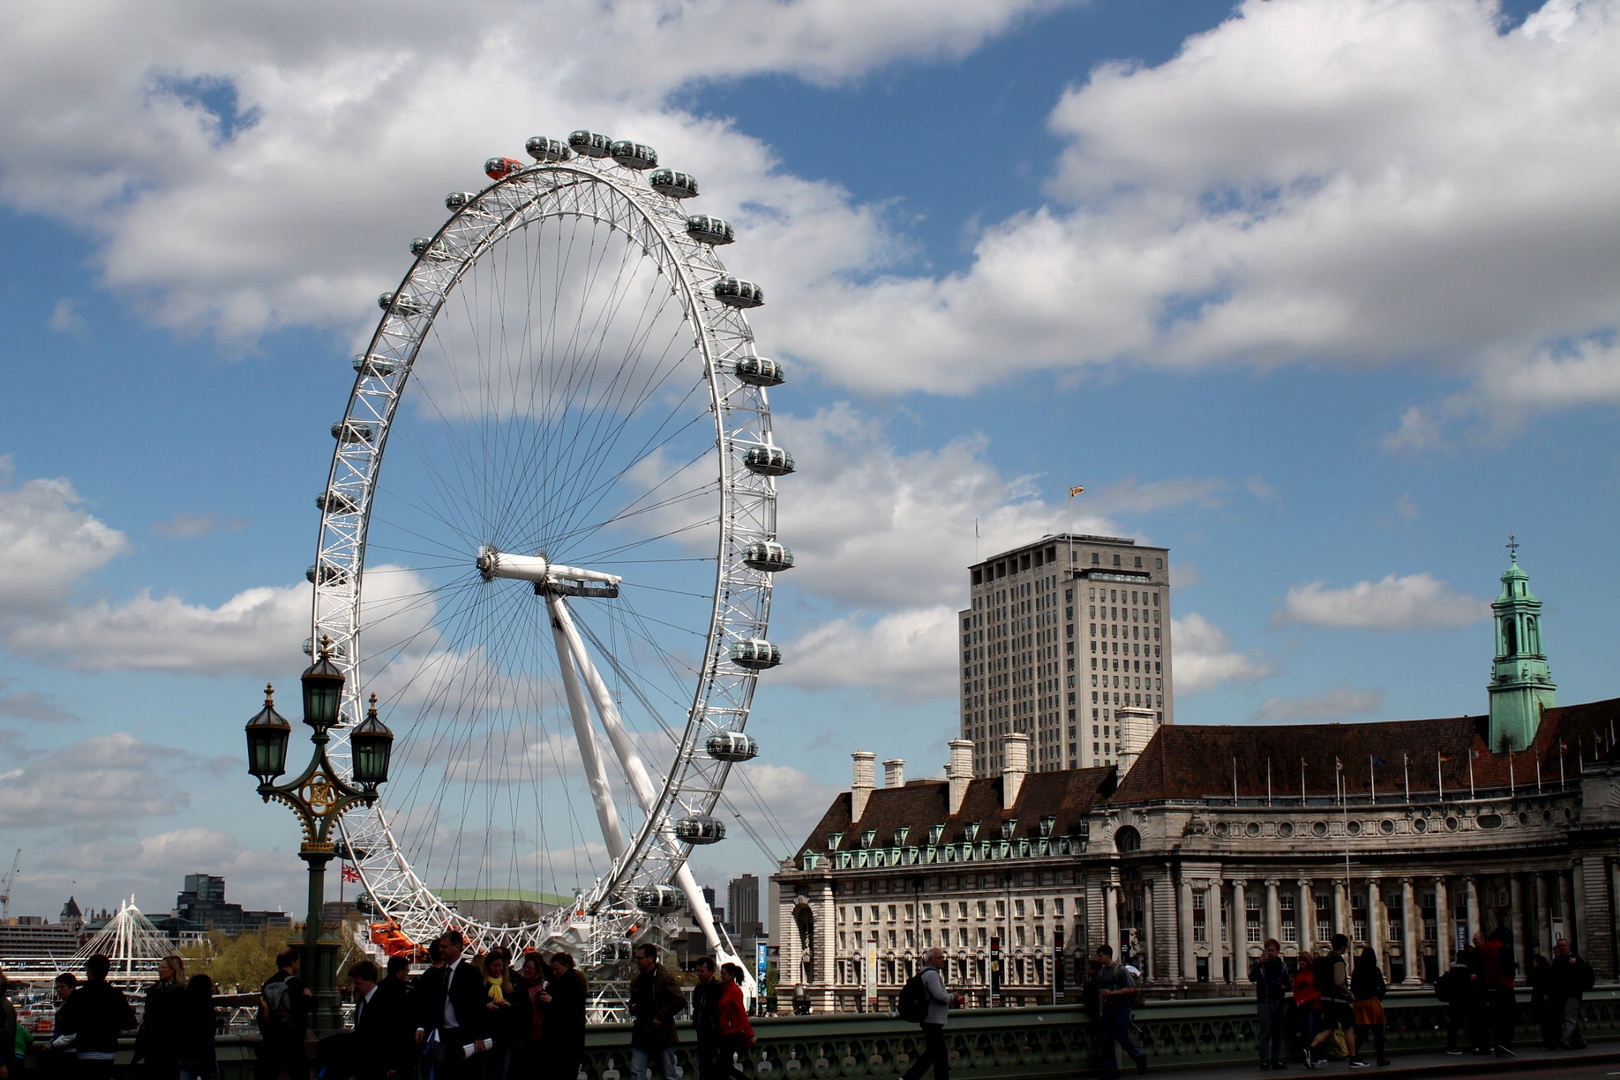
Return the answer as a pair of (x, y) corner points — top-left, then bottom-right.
(1487, 537), (1556, 752)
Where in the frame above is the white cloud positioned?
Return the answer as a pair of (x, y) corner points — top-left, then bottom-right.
(0, 469), (129, 614)
(1276, 572), (1489, 631)
(0, 679), (78, 723)
(0, 733), (188, 830)
(1249, 686), (1384, 722)
(778, 605), (960, 699)
(1171, 612), (1274, 693)
(36, 827), (297, 916)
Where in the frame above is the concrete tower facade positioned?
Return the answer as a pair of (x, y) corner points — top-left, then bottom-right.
(1488, 544), (1556, 752)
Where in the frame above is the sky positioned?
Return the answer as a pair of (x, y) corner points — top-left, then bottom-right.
(2, 0), (1618, 923)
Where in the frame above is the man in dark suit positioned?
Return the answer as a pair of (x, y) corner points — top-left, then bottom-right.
(349, 959), (414, 1080)
(412, 931), (490, 1080)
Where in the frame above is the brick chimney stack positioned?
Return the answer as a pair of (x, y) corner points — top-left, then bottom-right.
(948, 739), (974, 815)
(1002, 732), (1030, 809)
(850, 750), (876, 822)
(883, 758), (905, 788)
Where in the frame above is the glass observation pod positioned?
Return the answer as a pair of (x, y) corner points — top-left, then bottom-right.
(306, 563), (350, 586)
(733, 356), (785, 387)
(706, 731), (760, 762)
(741, 445), (794, 476)
(301, 637), (348, 658)
(525, 136), (571, 162)
(410, 237), (449, 260)
(743, 541), (794, 572)
(352, 353), (399, 376)
(609, 140), (658, 169)
(484, 156), (525, 180)
(713, 276), (764, 309)
(315, 491), (358, 515)
(635, 884), (687, 913)
(377, 291), (425, 316)
(728, 638), (782, 670)
(650, 169), (699, 198)
(686, 215), (735, 245)
(331, 421), (375, 444)
(568, 130), (614, 158)
(673, 816), (726, 845)
(445, 191), (477, 211)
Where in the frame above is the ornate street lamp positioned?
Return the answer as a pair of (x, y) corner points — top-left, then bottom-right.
(244, 637), (391, 1029)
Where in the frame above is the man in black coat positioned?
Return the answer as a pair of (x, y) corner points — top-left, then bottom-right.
(412, 931), (491, 1080)
(689, 957), (723, 1080)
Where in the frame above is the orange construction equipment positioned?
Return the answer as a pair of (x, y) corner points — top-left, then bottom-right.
(369, 920), (425, 960)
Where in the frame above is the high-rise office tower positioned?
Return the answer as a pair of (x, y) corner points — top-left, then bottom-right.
(728, 873), (761, 937)
(959, 534), (1173, 777)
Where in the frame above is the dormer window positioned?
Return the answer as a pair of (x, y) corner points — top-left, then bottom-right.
(964, 821), (980, 842)
(928, 824), (944, 845)
(1039, 815), (1056, 838)
(827, 832), (842, 851)
(1000, 819), (1018, 840)
(861, 829), (877, 849)
(893, 827), (910, 847)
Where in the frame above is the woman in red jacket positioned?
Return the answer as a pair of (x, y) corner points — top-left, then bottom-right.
(717, 963), (756, 1077)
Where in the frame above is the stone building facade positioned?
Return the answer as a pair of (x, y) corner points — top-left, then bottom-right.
(776, 555), (1620, 1012)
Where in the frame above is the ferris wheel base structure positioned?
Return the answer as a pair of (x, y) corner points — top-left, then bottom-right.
(310, 129), (793, 1016)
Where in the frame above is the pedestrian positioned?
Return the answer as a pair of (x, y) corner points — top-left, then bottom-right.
(689, 958), (723, 1080)
(1434, 952), (1471, 1056)
(627, 944), (684, 1080)
(1289, 954), (1321, 1064)
(177, 974), (218, 1080)
(716, 963), (755, 1078)
(1092, 945), (1147, 1079)
(74, 955), (138, 1080)
(478, 949), (516, 1080)
(373, 957), (415, 1080)
(1478, 928), (1516, 1057)
(412, 930), (492, 1080)
(139, 955), (188, 1080)
(352, 959), (411, 1080)
(1349, 948), (1388, 1068)
(898, 947), (964, 1080)
(259, 948), (313, 1080)
(49, 973), (79, 1079)
(1527, 954), (1557, 1049)
(511, 954), (545, 1080)
(537, 952), (586, 1080)
(1307, 935), (1361, 1068)
(1249, 939), (1290, 1070)
(0, 971), (17, 1080)
(1463, 932), (1488, 1055)
(1548, 938), (1594, 1050)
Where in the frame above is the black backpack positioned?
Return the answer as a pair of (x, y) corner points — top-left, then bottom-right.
(258, 975), (294, 1036)
(897, 973), (929, 1023)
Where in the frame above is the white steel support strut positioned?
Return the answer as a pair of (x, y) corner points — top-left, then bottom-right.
(545, 595), (628, 862)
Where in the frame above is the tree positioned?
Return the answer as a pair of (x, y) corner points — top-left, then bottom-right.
(181, 928), (288, 993)
(491, 901), (541, 926)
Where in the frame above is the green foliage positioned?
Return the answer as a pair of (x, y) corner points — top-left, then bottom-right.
(491, 901), (541, 926)
(180, 929), (288, 993)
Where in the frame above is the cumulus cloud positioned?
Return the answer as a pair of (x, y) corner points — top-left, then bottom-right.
(0, 679), (78, 723)
(1249, 687), (1384, 722)
(1171, 612), (1274, 693)
(0, 467), (129, 614)
(778, 605), (960, 699)
(0, 733), (189, 830)
(37, 827), (297, 915)
(1275, 573), (1489, 631)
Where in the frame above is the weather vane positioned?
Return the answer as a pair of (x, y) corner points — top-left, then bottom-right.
(1507, 533), (1519, 559)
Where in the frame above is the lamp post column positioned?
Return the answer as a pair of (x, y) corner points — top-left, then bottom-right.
(300, 847), (340, 1028)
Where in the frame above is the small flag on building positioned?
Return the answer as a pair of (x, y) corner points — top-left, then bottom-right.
(1069, 486), (1085, 497)
(342, 865), (361, 884)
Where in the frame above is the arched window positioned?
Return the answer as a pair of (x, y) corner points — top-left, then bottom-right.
(1501, 616), (1517, 656)
(1526, 616), (1540, 653)
(1115, 825), (1141, 853)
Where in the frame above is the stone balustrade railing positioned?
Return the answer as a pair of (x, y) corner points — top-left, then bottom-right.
(32, 985), (1620, 1080)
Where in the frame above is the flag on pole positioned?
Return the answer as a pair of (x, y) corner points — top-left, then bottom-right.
(1069, 486), (1085, 497)
(342, 865), (361, 884)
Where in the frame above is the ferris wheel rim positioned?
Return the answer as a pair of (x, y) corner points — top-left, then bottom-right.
(307, 152), (781, 951)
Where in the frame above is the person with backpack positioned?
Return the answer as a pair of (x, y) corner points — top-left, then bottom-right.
(1549, 938), (1594, 1050)
(259, 948), (313, 1080)
(689, 958), (723, 1080)
(1434, 952), (1472, 1055)
(1349, 948), (1389, 1068)
(898, 947), (962, 1080)
(1306, 935), (1362, 1068)
(1250, 939), (1291, 1070)
(74, 955), (138, 1080)
(1093, 945), (1147, 1079)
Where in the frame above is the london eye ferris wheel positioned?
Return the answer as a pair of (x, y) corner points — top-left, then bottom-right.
(306, 129), (792, 1011)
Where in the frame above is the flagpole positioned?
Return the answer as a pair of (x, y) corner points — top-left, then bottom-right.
(1468, 751), (1475, 800)
(1437, 751), (1444, 803)
(1536, 747), (1542, 795)
(1267, 758), (1273, 808)
(1338, 760), (1351, 896)
(1403, 753), (1410, 804)
(1301, 758), (1307, 805)
(1508, 751), (1515, 796)
(1560, 744), (1566, 790)
(1233, 755), (1239, 804)
(1369, 755), (1376, 805)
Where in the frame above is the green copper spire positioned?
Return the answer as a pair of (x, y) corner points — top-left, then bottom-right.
(1487, 535), (1556, 752)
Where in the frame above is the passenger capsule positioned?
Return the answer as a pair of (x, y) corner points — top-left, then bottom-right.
(568, 130), (614, 158)
(301, 637), (348, 658)
(306, 563), (350, 586)
(741, 445), (793, 476)
(673, 816), (726, 845)
(331, 421), (375, 444)
(316, 491), (358, 515)
(733, 356), (784, 387)
(445, 191), (477, 211)
(609, 141), (658, 170)
(685, 215), (735, 246)
(729, 638), (782, 670)
(525, 136), (571, 163)
(706, 732), (759, 762)
(485, 156), (525, 181)
(634, 884), (687, 913)
(743, 541), (794, 572)
(410, 237), (448, 259)
(353, 354), (400, 377)
(377, 292), (425, 316)
(713, 276), (763, 309)
(649, 169), (699, 198)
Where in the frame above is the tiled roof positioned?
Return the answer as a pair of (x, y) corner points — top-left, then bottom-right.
(792, 769), (1115, 860)
(1109, 696), (1620, 803)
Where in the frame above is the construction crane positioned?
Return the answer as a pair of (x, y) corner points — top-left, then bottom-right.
(0, 850), (18, 919)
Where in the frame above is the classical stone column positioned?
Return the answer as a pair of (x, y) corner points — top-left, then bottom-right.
(1510, 876), (1525, 959)
(1465, 878), (1481, 944)
(1179, 877), (1196, 985)
(1433, 877), (1451, 959)
(1573, 860), (1589, 955)
(1265, 879), (1282, 945)
(1535, 873), (1553, 957)
(1212, 879), (1228, 983)
(1367, 878), (1383, 966)
(1105, 882), (1120, 959)
(1610, 861), (1620, 978)
(1401, 878), (1420, 984)
(1297, 879), (1314, 953)
(1332, 880), (1346, 939)
(1233, 879), (1250, 981)
(1141, 880), (1155, 981)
